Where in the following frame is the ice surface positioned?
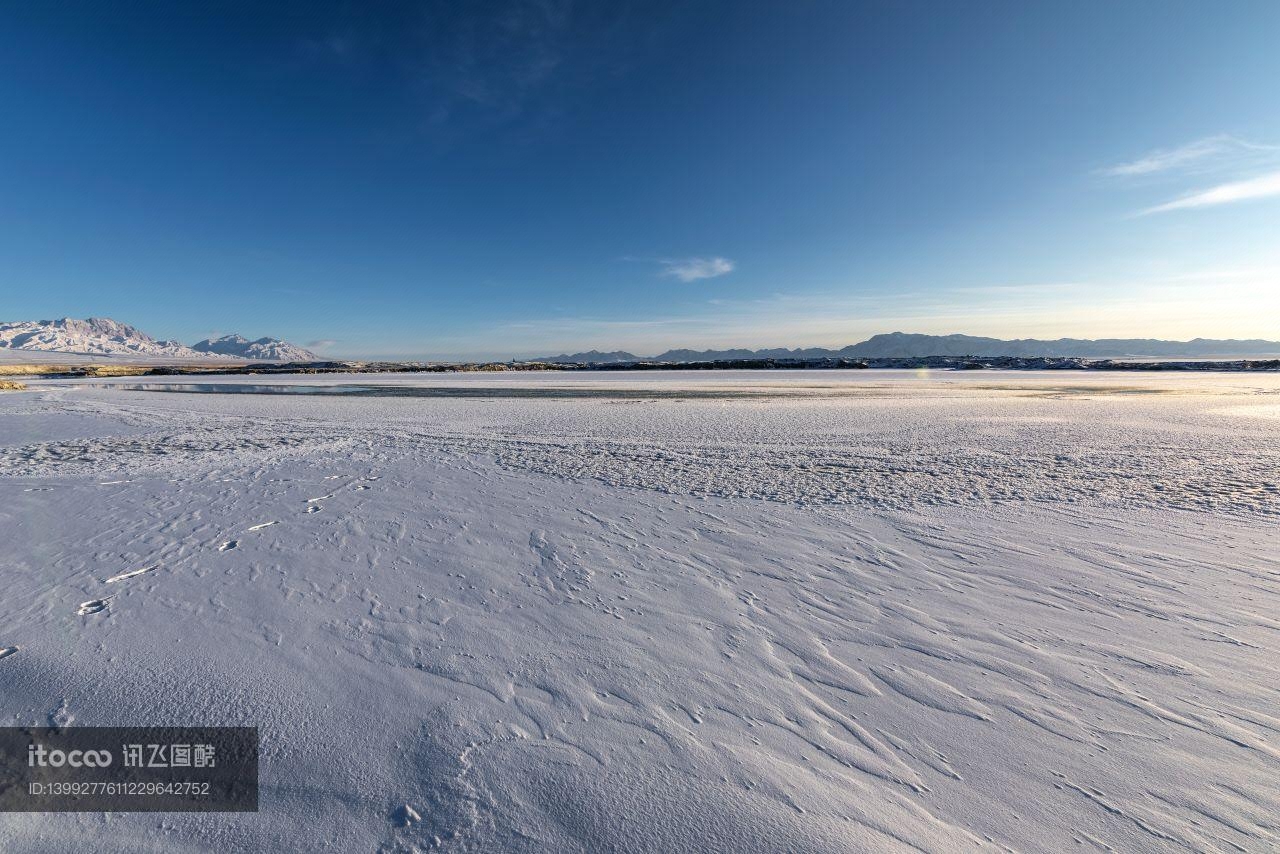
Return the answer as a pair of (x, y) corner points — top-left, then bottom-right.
(0, 371), (1277, 852)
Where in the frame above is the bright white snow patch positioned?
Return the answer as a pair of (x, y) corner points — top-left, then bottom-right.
(0, 370), (1277, 852)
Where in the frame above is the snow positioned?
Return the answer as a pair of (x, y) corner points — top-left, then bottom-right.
(0, 370), (1278, 852)
(0, 318), (312, 362)
(190, 335), (317, 362)
(0, 318), (219, 360)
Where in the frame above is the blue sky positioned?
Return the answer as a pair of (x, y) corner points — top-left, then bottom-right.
(3, 1), (1279, 359)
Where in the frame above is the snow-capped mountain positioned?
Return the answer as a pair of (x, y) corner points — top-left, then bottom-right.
(190, 334), (317, 362)
(0, 317), (315, 361)
(0, 317), (213, 359)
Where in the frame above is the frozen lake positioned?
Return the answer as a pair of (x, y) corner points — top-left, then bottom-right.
(1, 370), (1278, 852)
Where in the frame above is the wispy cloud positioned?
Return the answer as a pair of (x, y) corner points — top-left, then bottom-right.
(659, 256), (735, 282)
(1102, 135), (1280, 215)
(423, 0), (572, 113)
(306, 339), (338, 349)
(1101, 135), (1278, 177)
(1140, 169), (1280, 215)
(289, 2), (649, 147)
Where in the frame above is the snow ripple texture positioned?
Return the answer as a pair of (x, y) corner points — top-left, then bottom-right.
(1, 372), (1278, 852)
(4, 375), (1279, 515)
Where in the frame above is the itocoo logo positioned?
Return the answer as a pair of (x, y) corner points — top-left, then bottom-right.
(28, 744), (113, 768)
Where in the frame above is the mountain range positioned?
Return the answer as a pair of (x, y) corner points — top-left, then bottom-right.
(190, 334), (317, 362)
(4, 320), (1277, 364)
(534, 332), (1280, 363)
(0, 318), (316, 361)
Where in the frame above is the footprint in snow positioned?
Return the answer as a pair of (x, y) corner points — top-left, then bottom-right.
(218, 540), (239, 552)
(246, 521), (279, 532)
(306, 494), (333, 504)
(77, 599), (109, 617)
(391, 804), (421, 827)
(0, 647), (18, 661)
(306, 505), (322, 514)
(49, 699), (74, 727)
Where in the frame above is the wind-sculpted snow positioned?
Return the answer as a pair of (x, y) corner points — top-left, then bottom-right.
(482, 432), (1280, 514)
(1, 372), (1278, 852)
(4, 374), (1279, 515)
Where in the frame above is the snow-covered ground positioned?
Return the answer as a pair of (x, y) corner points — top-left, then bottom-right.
(1, 370), (1277, 852)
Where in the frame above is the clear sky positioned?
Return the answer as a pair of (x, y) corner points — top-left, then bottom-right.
(3, 1), (1279, 359)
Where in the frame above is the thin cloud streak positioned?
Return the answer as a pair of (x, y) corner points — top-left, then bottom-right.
(1101, 135), (1278, 177)
(660, 256), (735, 282)
(1141, 169), (1280, 215)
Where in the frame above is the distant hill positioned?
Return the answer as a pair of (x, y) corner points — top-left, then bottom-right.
(533, 332), (1280, 363)
(0, 317), (315, 361)
(651, 346), (847, 362)
(191, 334), (316, 362)
(840, 332), (1280, 359)
(533, 349), (642, 364)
